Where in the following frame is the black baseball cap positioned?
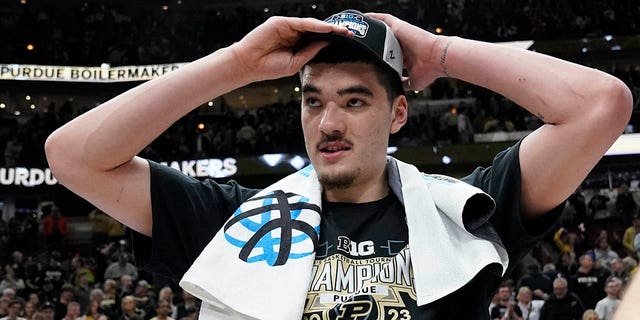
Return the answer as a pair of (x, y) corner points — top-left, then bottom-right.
(299, 9), (403, 79)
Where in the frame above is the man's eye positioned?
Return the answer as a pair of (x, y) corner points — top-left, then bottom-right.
(305, 98), (321, 107)
(347, 98), (364, 107)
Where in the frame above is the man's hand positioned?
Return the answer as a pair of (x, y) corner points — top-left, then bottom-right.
(230, 16), (352, 83)
(366, 12), (442, 90)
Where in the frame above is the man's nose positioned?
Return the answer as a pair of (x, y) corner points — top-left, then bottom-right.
(318, 102), (346, 135)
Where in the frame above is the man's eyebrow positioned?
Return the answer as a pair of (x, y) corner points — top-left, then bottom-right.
(301, 84), (320, 94)
(301, 84), (374, 97)
(337, 85), (374, 97)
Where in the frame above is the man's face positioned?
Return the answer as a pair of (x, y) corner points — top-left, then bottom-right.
(7, 302), (21, 317)
(579, 255), (594, 270)
(156, 301), (171, 316)
(300, 62), (405, 199)
(553, 282), (568, 299)
(43, 308), (55, 320)
(605, 280), (622, 297)
(612, 259), (624, 272)
(497, 287), (511, 301)
(68, 304), (80, 317)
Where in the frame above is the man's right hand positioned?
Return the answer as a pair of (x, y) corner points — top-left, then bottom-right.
(230, 16), (352, 83)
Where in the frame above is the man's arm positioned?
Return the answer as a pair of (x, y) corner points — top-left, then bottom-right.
(369, 13), (632, 219)
(44, 17), (351, 236)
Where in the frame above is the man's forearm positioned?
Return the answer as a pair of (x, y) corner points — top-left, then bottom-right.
(47, 46), (249, 172)
(435, 36), (624, 125)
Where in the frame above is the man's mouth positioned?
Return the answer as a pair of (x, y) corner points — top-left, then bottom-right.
(318, 140), (352, 155)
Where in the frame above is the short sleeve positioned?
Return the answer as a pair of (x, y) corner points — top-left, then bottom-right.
(462, 140), (563, 276)
(130, 160), (259, 280)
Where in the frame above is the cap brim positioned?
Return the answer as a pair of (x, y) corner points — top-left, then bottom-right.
(296, 32), (398, 76)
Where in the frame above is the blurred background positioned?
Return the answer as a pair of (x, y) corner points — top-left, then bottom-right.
(0, 1), (639, 319)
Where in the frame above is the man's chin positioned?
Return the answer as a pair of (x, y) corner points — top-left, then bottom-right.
(317, 168), (359, 190)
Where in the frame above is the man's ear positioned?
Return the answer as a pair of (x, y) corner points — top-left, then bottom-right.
(390, 95), (408, 134)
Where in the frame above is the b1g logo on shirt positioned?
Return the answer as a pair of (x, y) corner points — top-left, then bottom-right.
(336, 236), (375, 256)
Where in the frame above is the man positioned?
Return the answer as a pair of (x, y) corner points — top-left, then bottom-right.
(610, 257), (630, 285)
(594, 276), (622, 320)
(0, 301), (25, 320)
(491, 283), (521, 320)
(104, 253), (138, 281)
(120, 296), (144, 320)
(40, 302), (55, 320)
(149, 299), (174, 320)
(45, 8), (632, 320)
(132, 280), (155, 318)
(539, 277), (584, 320)
(570, 254), (609, 310)
(517, 264), (552, 300)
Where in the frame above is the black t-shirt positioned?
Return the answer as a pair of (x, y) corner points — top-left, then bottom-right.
(132, 141), (562, 320)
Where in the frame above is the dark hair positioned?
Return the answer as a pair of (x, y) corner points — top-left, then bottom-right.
(302, 43), (404, 104)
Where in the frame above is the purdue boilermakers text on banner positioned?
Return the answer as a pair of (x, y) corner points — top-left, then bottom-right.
(0, 63), (187, 82)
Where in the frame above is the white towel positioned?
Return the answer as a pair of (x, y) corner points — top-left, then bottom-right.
(180, 157), (509, 319)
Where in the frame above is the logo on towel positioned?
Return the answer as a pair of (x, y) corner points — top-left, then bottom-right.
(224, 190), (321, 266)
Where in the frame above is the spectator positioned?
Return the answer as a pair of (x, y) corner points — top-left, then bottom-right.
(61, 302), (80, 320)
(1, 290), (23, 307)
(588, 191), (611, 229)
(615, 183), (637, 226)
(0, 297), (8, 318)
(622, 217), (640, 257)
(517, 264), (552, 300)
(490, 283), (522, 320)
(53, 286), (75, 320)
(119, 275), (134, 301)
(570, 254), (609, 310)
(41, 207), (67, 252)
(594, 276), (622, 320)
(174, 291), (198, 320)
(157, 287), (177, 320)
(581, 309), (599, 320)
(609, 258), (630, 285)
(621, 256), (637, 275)
(84, 299), (104, 320)
(100, 279), (119, 318)
(0, 266), (25, 294)
(39, 303), (54, 320)
(593, 237), (619, 270)
(104, 254), (138, 281)
(22, 301), (36, 320)
(149, 299), (173, 320)
(0, 300), (25, 320)
(120, 295), (144, 320)
(132, 280), (155, 318)
(539, 277), (585, 320)
(514, 286), (544, 320)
